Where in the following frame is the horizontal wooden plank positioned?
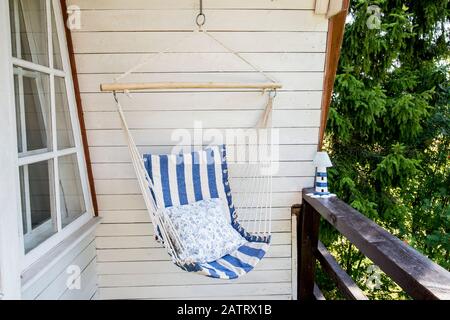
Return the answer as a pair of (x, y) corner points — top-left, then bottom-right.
(78, 72), (324, 92)
(91, 162), (315, 180)
(96, 221), (291, 237)
(97, 257), (291, 275)
(93, 177), (314, 195)
(87, 127), (320, 146)
(96, 231), (291, 250)
(73, 10), (328, 32)
(84, 110), (321, 130)
(96, 192), (301, 210)
(76, 53), (325, 73)
(97, 206), (295, 224)
(72, 32), (326, 54)
(98, 282), (291, 299)
(96, 244), (290, 262)
(81, 91), (322, 112)
(89, 145), (317, 163)
(68, 0), (315, 10)
(99, 269), (290, 287)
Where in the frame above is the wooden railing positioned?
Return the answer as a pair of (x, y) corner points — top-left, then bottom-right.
(293, 188), (450, 300)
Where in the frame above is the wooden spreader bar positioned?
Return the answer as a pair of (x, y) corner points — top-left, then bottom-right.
(100, 82), (282, 92)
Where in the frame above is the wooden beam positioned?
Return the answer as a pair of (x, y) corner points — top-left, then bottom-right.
(316, 241), (368, 300)
(298, 201), (321, 300)
(60, 0), (98, 215)
(327, 0), (345, 18)
(315, 0), (345, 17)
(315, 0), (330, 15)
(318, 0), (349, 150)
(291, 204), (301, 300)
(100, 82), (283, 92)
(303, 188), (450, 300)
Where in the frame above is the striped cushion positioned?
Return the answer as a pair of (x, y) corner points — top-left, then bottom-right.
(143, 145), (232, 221)
(180, 242), (270, 279)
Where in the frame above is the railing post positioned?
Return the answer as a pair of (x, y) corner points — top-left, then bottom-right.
(298, 200), (320, 300)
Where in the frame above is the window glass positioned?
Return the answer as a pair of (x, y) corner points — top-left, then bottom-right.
(10, 0), (49, 67)
(55, 77), (75, 149)
(9, 0), (17, 57)
(14, 68), (52, 155)
(51, 4), (63, 70)
(20, 160), (57, 253)
(59, 154), (86, 228)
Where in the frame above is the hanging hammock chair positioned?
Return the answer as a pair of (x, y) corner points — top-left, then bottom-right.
(101, 16), (282, 279)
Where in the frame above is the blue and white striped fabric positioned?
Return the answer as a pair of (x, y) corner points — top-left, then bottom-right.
(143, 145), (230, 219)
(183, 241), (270, 279)
(143, 145), (271, 279)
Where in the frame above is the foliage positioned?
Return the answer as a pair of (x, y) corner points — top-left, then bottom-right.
(319, 0), (450, 299)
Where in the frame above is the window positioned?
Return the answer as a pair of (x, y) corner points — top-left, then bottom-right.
(9, 0), (92, 264)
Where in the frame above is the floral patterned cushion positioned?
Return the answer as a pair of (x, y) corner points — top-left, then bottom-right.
(163, 198), (246, 264)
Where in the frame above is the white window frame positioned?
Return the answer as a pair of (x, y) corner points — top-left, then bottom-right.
(0, 0), (22, 299)
(4, 0), (94, 271)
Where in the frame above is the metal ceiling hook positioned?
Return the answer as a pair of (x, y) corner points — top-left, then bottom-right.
(196, 0), (206, 28)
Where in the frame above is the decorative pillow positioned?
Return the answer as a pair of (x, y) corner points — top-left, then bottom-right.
(163, 198), (246, 264)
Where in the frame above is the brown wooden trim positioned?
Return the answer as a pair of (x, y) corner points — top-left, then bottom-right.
(318, 0), (350, 150)
(60, 0), (98, 216)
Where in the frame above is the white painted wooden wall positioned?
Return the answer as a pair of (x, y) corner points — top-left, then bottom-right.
(21, 230), (97, 300)
(68, 0), (328, 300)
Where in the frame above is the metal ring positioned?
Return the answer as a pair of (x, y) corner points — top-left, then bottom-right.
(269, 89), (277, 98)
(196, 13), (206, 27)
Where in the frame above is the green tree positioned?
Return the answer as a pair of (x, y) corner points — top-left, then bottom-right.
(320, 0), (450, 299)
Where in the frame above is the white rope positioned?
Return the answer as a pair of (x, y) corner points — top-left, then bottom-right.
(201, 30), (278, 84)
(113, 29), (277, 86)
(110, 22), (277, 259)
(114, 32), (199, 83)
(115, 95), (188, 264)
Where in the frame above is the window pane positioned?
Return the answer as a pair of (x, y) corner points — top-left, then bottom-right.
(55, 77), (75, 149)
(10, 0), (49, 67)
(59, 154), (86, 228)
(14, 75), (23, 153)
(51, 3), (63, 70)
(20, 160), (57, 253)
(14, 68), (52, 154)
(9, 0), (17, 57)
